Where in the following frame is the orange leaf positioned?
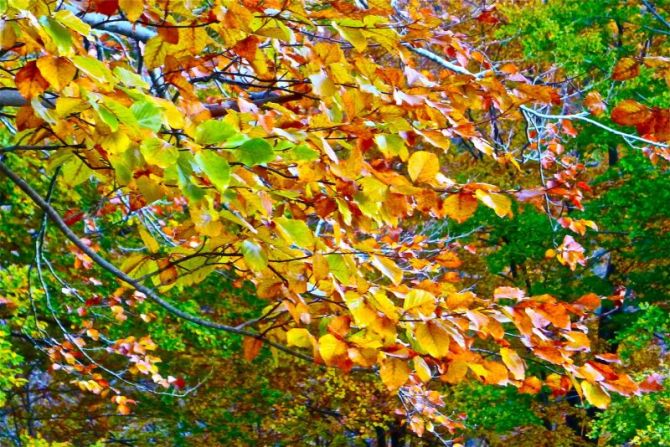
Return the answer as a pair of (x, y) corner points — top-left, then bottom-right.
(15, 61), (49, 100)
(242, 336), (263, 362)
(233, 35), (259, 61)
(442, 193), (478, 223)
(519, 376), (542, 394)
(611, 100), (652, 126)
(442, 358), (468, 384)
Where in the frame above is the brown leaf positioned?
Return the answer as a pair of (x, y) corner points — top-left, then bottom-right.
(612, 57), (639, 81)
(158, 27), (180, 45)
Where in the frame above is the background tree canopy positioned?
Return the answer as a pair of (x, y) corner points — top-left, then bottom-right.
(0, 0), (668, 445)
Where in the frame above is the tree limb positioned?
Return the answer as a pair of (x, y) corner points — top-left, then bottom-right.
(520, 105), (669, 149)
(0, 159), (315, 364)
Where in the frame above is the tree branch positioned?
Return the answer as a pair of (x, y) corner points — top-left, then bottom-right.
(642, 0), (670, 31)
(520, 105), (669, 149)
(0, 88), (303, 117)
(0, 159), (315, 364)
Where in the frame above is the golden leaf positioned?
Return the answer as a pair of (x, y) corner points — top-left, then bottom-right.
(442, 193), (478, 223)
(500, 347), (525, 380)
(414, 321), (450, 358)
(286, 328), (314, 349)
(371, 255), (403, 286)
(379, 357), (410, 391)
(119, 0), (144, 21)
(413, 357), (432, 383)
(407, 151), (439, 183)
(475, 189), (512, 218)
(581, 380), (611, 409)
(403, 289), (436, 316)
(36, 56), (76, 90)
(318, 334), (347, 366)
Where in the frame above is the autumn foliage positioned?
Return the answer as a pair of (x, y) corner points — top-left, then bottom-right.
(0, 0), (668, 445)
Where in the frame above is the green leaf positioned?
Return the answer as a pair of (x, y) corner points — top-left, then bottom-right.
(53, 10), (91, 36)
(241, 240), (268, 272)
(103, 98), (138, 127)
(96, 105), (119, 131)
(131, 100), (163, 131)
(40, 16), (72, 55)
(140, 138), (179, 169)
(195, 120), (236, 145)
(374, 134), (408, 159)
(290, 144), (319, 161)
(72, 56), (114, 83)
(113, 67), (149, 89)
(275, 217), (314, 249)
(326, 254), (354, 284)
(194, 151), (230, 193)
(237, 138), (274, 166)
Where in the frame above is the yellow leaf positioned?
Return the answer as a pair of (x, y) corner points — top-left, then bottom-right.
(413, 357), (432, 383)
(344, 291), (378, 327)
(36, 56), (76, 91)
(368, 290), (399, 321)
(500, 347), (525, 380)
(581, 380), (611, 409)
(442, 358), (468, 384)
(312, 252), (329, 281)
(414, 321), (450, 358)
(144, 36), (169, 69)
(442, 193), (478, 223)
(371, 255), (403, 285)
(286, 328), (314, 349)
(407, 151), (439, 183)
(318, 334), (347, 366)
(475, 189), (512, 218)
(138, 226), (160, 253)
(332, 21), (367, 52)
(119, 0), (144, 22)
(309, 70), (337, 97)
(56, 97), (88, 117)
(379, 357), (410, 391)
(403, 289), (436, 316)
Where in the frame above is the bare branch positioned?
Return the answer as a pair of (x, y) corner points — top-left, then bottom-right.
(520, 105), (669, 149)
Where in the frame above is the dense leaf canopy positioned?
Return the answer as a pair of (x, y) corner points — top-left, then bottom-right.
(0, 0), (668, 445)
